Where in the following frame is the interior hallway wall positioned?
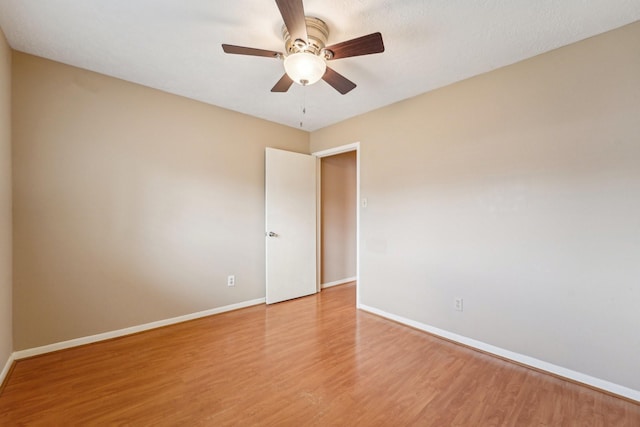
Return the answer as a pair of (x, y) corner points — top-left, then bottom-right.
(310, 22), (640, 392)
(320, 151), (356, 285)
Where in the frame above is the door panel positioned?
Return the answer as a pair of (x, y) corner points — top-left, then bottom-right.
(265, 148), (317, 304)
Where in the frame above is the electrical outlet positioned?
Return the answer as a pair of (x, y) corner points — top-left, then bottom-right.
(227, 275), (235, 287)
(454, 297), (463, 312)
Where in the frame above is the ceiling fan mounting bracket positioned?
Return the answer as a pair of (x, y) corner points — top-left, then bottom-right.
(282, 16), (330, 56)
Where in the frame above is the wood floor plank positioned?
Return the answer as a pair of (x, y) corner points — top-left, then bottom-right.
(0, 283), (638, 425)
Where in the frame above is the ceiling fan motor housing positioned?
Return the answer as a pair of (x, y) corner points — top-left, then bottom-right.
(282, 17), (331, 58)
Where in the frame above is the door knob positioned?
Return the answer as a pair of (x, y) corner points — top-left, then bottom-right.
(267, 231), (278, 237)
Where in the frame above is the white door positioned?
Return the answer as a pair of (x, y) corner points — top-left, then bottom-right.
(265, 148), (317, 304)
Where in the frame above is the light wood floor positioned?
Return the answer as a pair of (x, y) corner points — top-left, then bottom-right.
(1, 283), (638, 425)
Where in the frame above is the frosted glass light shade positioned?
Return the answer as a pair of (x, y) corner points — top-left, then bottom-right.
(284, 52), (326, 86)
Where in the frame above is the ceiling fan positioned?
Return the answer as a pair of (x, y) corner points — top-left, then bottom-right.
(222, 0), (385, 95)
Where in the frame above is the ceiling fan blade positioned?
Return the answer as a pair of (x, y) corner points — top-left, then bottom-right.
(322, 67), (356, 95)
(222, 44), (282, 58)
(275, 0), (308, 43)
(271, 74), (294, 92)
(325, 32), (385, 60)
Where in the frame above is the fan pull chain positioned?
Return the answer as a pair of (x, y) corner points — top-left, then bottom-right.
(300, 107), (306, 128)
(299, 86), (307, 128)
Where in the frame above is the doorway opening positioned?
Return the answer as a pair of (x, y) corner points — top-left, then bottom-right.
(313, 143), (360, 303)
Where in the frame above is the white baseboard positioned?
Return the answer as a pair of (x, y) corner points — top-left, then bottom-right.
(321, 276), (357, 289)
(358, 303), (640, 403)
(13, 298), (266, 360)
(0, 352), (15, 388)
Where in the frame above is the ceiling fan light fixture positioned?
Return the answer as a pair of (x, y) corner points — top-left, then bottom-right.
(222, 2), (384, 94)
(284, 52), (326, 86)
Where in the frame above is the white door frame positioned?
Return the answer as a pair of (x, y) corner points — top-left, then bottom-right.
(312, 142), (361, 305)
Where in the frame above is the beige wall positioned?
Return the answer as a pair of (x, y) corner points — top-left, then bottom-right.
(311, 22), (640, 391)
(0, 29), (12, 370)
(12, 53), (309, 350)
(320, 151), (357, 285)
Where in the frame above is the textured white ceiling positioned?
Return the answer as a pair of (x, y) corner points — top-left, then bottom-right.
(1, 1), (639, 131)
